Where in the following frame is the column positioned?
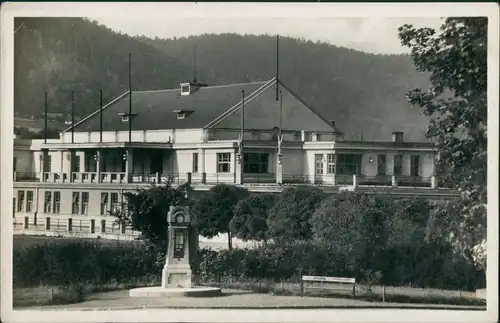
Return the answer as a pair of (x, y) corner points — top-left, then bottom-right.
(60, 150), (64, 183)
(125, 148), (134, 183)
(200, 148), (206, 184)
(431, 175), (438, 189)
(68, 149), (75, 183)
(96, 150), (102, 183)
(39, 149), (49, 183)
(235, 150), (243, 185)
(276, 153), (283, 184)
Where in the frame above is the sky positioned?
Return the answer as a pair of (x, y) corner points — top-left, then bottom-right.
(90, 17), (445, 55)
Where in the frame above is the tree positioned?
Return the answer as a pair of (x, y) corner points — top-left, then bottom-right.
(113, 182), (191, 253)
(267, 186), (325, 241)
(310, 193), (392, 275)
(398, 17), (488, 267)
(229, 193), (277, 243)
(191, 184), (249, 250)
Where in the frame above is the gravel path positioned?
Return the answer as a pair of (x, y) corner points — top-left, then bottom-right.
(22, 289), (485, 311)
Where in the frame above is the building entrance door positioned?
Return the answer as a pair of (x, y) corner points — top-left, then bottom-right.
(314, 154), (324, 184)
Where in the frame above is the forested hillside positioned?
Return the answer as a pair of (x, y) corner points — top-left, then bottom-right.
(14, 17), (431, 140)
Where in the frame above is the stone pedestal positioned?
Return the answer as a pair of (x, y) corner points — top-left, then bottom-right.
(162, 264), (192, 288)
(129, 205), (222, 299)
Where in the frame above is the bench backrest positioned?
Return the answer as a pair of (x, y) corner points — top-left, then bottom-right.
(302, 275), (355, 284)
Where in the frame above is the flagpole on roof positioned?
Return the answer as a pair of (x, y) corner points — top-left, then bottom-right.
(71, 91), (75, 144)
(44, 91), (48, 144)
(128, 52), (132, 144)
(99, 88), (103, 143)
(276, 34), (279, 101)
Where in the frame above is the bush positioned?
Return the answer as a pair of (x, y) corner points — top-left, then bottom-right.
(13, 240), (161, 288)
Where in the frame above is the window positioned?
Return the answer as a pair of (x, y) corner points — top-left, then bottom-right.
(81, 192), (89, 215)
(53, 191), (60, 214)
(192, 153), (199, 173)
(337, 154), (362, 175)
(327, 154), (336, 174)
(13, 198), (16, 218)
(110, 193), (119, 213)
(315, 154), (324, 175)
(46, 155), (52, 172)
(101, 193), (109, 215)
(377, 155), (386, 175)
(72, 192), (80, 215)
(315, 133), (322, 142)
(217, 153), (231, 173)
(294, 132), (301, 141)
(394, 155), (403, 176)
(17, 191), (25, 212)
(243, 153), (269, 173)
(73, 155), (81, 173)
(26, 191), (33, 212)
(13, 157), (17, 172)
(181, 84), (190, 94)
(177, 112), (186, 119)
(121, 115), (129, 122)
(44, 191), (52, 213)
(410, 155), (420, 177)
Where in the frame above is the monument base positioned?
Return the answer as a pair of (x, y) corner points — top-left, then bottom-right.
(161, 264), (192, 288)
(129, 286), (222, 298)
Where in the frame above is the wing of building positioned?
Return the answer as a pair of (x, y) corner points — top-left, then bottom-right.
(13, 77), (459, 238)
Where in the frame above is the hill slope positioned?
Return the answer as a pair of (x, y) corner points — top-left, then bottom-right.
(14, 18), (431, 141)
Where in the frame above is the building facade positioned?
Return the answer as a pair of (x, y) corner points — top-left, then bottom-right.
(13, 78), (458, 238)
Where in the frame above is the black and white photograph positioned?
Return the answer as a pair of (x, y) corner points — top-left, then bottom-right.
(1, 2), (498, 323)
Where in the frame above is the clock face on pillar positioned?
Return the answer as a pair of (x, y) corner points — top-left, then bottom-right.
(175, 213), (185, 224)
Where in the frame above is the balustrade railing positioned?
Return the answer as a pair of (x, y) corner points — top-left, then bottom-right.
(13, 170), (437, 189)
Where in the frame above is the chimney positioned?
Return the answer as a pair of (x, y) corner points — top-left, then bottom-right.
(329, 120), (336, 127)
(392, 131), (404, 143)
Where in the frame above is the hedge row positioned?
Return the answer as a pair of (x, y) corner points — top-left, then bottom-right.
(14, 238), (485, 292)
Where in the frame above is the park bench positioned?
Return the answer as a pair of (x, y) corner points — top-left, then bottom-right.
(300, 275), (356, 297)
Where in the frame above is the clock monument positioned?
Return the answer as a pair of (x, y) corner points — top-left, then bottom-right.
(129, 205), (222, 298)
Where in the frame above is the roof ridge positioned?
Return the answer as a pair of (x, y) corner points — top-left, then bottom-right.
(133, 80), (269, 94)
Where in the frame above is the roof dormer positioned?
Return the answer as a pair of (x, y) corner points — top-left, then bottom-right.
(173, 109), (193, 120)
(180, 83), (192, 96)
(180, 81), (208, 96)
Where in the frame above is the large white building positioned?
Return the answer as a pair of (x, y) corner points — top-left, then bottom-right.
(13, 77), (459, 238)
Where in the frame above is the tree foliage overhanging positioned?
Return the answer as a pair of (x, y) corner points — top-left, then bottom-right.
(398, 17), (487, 269)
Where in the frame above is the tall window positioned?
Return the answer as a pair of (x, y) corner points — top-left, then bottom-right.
(81, 192), (89, 215)
(53, 191), (61, 214)
(394, 155), (403, 176)
(377, 155), (386, 175)
(243, 153), (269, 173)
(410, 155), (420, 176)
(26, 190), (34, 212)
(217, 153), (231, 173)
(72, 192), (80, 215)
(73, 155), (81, 173)
(192, 153), (199, 173)
(13, 198), (16, 218)
(337, 154), (362, 174)
(315, 154), (324, 175)
(101, 193), (109, 215)
(13, 157), (17, 172)
(44, 191), (52, 213)
(110, 192), (119, 213)
(17, 191), (25, 212)
(46, 155), (52, 172)
(327, 154), (336, 174)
